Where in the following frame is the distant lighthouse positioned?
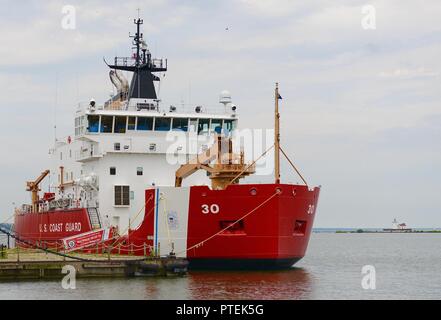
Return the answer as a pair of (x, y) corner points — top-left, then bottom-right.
(383, 218), (412, 233)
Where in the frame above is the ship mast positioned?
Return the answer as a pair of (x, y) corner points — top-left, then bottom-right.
(105, 17), (167, 102)
(131, 17), (143, 98)
(274, 83), (281, 184)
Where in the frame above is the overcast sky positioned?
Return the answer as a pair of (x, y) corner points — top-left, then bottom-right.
(0, 0), (440, 228)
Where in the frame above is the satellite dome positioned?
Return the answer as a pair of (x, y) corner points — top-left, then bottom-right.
(219, 90), (232, 105)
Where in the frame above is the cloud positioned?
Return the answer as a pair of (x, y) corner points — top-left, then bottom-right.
(0, 15), (125, 66)
(237, 0), (316, 19)
(1, 0), (441, 227)
(0, 0), (194, 67)
(379, 67), (439, 79)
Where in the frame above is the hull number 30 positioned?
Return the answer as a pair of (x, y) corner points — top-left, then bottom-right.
(202, 204), (220, 214)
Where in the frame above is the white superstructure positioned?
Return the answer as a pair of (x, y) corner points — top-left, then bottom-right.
(47, 18), (238, 234)
(50, 98), (237, 233)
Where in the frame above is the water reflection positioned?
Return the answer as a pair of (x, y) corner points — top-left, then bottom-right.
(142, 281), (161, 299)
(2, 234), (440, 299)
(187, 267), (313, 300)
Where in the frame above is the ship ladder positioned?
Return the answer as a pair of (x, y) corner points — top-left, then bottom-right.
(87, 208), (102, 230)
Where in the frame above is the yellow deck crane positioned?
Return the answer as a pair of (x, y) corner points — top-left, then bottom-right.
(26, 170), (50, 213)
(175, 134), (255, 190)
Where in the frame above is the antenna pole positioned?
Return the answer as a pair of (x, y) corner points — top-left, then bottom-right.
(134, 18), (142, 67)
(133, 18), (143, 98)
(54, 73), (59, 145)
(275, 82), (280, 184)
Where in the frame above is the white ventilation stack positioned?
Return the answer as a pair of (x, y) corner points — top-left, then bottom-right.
(109, 70), (123, 93)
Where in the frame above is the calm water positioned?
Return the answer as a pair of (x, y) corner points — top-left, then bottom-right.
(1, 233), (440, 299)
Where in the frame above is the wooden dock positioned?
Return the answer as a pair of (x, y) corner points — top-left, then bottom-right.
(0, 249), (188, 280)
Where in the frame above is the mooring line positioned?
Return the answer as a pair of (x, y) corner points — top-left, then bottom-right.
(177, 190), (280, 256)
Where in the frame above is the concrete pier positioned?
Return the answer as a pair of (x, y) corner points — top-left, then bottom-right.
(0, 249), (188, 280)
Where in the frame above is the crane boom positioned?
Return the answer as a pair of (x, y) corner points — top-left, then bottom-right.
(175, 140), (220, 183)
(26, 170), (50, 213)
(175, 135), (255, 190)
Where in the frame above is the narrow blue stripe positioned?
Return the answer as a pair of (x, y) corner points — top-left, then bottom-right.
(155, 188), (159, 254)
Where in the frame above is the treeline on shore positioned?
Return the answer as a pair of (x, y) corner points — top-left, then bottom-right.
(0, 223), (12, 232)
(335, 229), (441, 234)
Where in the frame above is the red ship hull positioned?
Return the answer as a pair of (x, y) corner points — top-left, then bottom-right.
(13, 183), (320, 269)
(14, 208), (93, 249)
(187, 184), (319, 269)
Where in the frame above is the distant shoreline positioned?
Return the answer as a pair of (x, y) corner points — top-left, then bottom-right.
(313, 228), (441, 234)
(334, 229), (441, 234)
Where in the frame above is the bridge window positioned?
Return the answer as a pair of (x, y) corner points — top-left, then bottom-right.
(137, 117), (153, 131)
(172, 118), (189, 131)
(210, 119), (222, 134)
(128, 117), (136, 130)
(223, 120), (236, 133)
(155, 117), (171, 131)
(75, 116), (87, 136)
(114, 185), (130, 206)
(100, 116), (113, 133)
(88, 115), (100, 133)
(189, 119), (198, 132)
(198, 118), (210, 134)
(114, 116), (127, 133)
